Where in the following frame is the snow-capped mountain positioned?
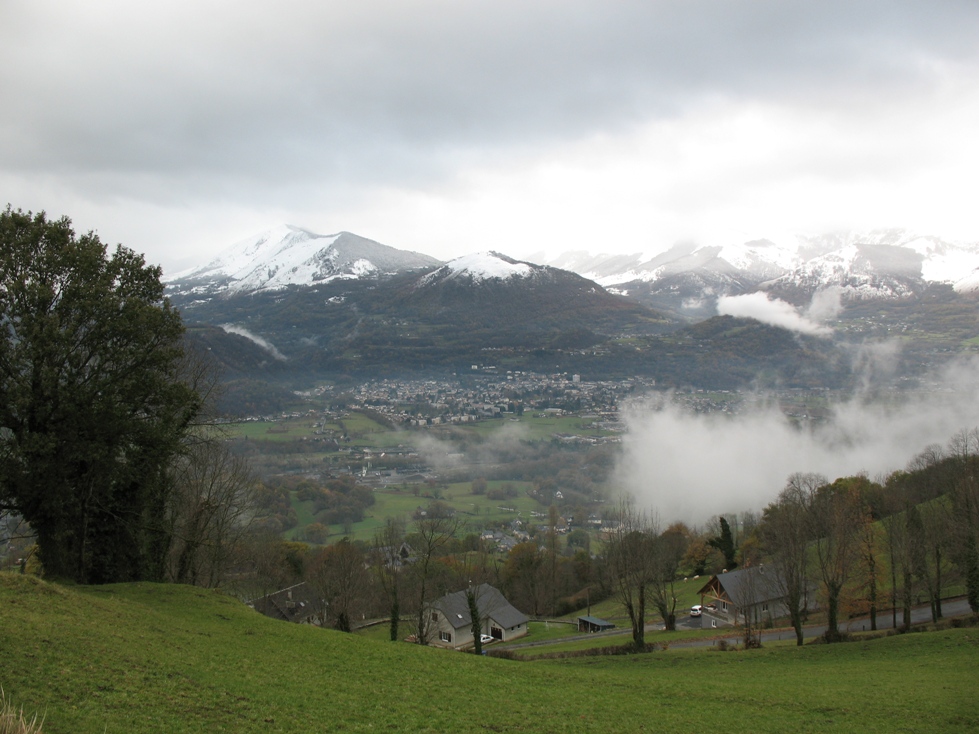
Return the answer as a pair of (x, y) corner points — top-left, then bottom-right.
(401, 250), (666, 333)
(536, 230), (979, 313)
(538, 239), (799, 288)
(418, 251), (545, 287)
(764, 232), (979, 302)
(167, 225), (440, 296)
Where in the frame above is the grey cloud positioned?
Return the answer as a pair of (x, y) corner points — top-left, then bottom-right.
(3, 0), (978, 192)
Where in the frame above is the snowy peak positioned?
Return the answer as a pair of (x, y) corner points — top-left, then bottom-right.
(549, 239), (799, 289)
(419, 251), (540, 286)
(539, 230), (979, 307)
(167, 225), (440, 295)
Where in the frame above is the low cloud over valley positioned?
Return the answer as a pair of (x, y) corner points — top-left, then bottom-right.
(617, 354), (979, 526)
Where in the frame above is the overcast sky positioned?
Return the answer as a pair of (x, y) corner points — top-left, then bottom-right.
(3, 1), (979, 274)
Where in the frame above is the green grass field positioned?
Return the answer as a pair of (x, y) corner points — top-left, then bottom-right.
(292, 480), (545, 543)
(2, 574), (976, 733)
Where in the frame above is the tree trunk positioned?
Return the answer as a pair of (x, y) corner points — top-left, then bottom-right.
(966, 540), (979, 614)
(790, 608), (804, 646)
(389, 597), (400, 642)
(825, 585), (841, 642)
(634, 599), (645, 649)
(902, 568), (913, 631)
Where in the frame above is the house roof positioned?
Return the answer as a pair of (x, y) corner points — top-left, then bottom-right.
(249, 582), (324, 623)
(431, 583), (529, 631)
(577, 615), (614, 629)
(697, 566), (785, 607)
(577, 615), (611, 624)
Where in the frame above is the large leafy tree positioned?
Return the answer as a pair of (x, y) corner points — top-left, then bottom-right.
(0, 207), (201, 583)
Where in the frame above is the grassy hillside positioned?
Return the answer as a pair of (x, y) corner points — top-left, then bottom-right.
(2, 574), (977, 733)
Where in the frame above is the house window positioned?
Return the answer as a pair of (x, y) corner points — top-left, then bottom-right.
(762, 603), (769, 612)
(721, 601), (728, 612)
(431, 613), (438, 623)
(439, 631), (452, 643)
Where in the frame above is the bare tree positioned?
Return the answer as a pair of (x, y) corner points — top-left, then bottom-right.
(912, 499), (952, 623)
(167, 437), (260, 587)
(409, 510), (460, 645)
(306, 538), (370, 632)
(806, 477), (862, 641)
(372, 517), (407, 641)
(856, 506), (881, 631)
(501, 541), (548, 617)
(760, 473), (819, 646)
(603, 503), (657, 649)
(947, 429), (979, 613)
(649, 523), (688, 631)
(952, 471), (979, 614)
(879, 479), (918, 632)
(235, 531), (309, 602)
(457, 553), (494, 655)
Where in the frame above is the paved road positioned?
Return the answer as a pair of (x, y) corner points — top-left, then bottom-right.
(504, 596), (974, 651)
(689, 596), (974, 648)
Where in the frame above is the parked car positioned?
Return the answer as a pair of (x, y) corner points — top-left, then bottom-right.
(690, 605), (703, 617)
(480, 634), (494, 644)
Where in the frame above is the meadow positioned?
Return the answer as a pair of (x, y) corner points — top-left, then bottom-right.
(2, 574), (976, 733)
(228, 410), (618, 543)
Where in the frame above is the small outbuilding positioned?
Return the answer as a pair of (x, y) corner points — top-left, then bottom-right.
(577, 615), (615, 633)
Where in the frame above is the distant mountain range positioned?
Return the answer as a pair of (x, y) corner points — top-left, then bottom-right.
(166, 225), (978, 396)
(534, 230), (979, 316)
(167, 229), (674, 382)
(168, 225), (979, 314)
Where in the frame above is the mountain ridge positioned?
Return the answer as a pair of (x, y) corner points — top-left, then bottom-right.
(167, 225), (440, 295)
(533, 229), (979, 315)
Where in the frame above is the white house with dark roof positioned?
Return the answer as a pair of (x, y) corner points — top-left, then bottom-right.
(425, 583), (529, 649)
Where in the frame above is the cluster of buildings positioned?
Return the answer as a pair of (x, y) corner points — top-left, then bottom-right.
(346, 372), (654, 427)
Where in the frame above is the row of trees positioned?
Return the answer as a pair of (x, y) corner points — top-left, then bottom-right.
(596, 431), (979, 649)
(756, 430), (979, 643)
